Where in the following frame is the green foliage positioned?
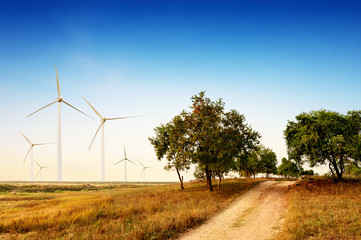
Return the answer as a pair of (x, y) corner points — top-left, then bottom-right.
(149, 115), (190, 173)
(299, 169), (314, 176)
(345, 162), (361, 177)
(150, 91), (261, 191)
(278, 158), (301, 178)
(238, 145), (277, 178)
(284, 110), (361, 181)
(193, 165), (206, 179)
(149, 115), (190, 189)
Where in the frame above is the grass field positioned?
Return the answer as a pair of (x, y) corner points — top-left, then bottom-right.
(276, 178), (361, 240)
(0, 179), (261, 240)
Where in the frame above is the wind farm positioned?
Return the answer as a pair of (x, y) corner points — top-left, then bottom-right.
(19, 131), (49, 181)
(26, 65), (93, 181)
(82, 97), (139, 181)
(2, 1), (361, 239)
(34, 160), (51, 181)
(137, 159), (154, 182)
(114, 146), (138, 182)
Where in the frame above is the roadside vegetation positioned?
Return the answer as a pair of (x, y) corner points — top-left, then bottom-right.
(0, 179), (261, 239)
(284, 110), (361, 182)
(276, 177), (361, 240)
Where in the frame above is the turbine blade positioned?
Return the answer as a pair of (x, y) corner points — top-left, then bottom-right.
(114, 159), (125, 165)
(89, 122), (104, 150)
(62, 100), (95, 120)
(55, 65), (61, 97)
(139, 169), (145, 178)
(136, 159), (144, 168)
(27, 100), (57, 118)
(82, 96), (102, 118)
(124, 146), (126, 158)
(106, 116), (142, 120)
(127, 159), (137, 166)
(19, 131), (32, 144)
(33, 143), (51, 146)
(36, 168), (42, 178)
(34, 160), (41, 168)
(23, 147), (32, 163)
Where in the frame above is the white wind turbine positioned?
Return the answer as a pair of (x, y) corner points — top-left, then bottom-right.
(82, 97), (138, 181)
(19, 131), (49, 181)
(34, 160), (51, 181)
(114, 146), (137, 182)
(137, 159), (155, 182)
(27, 65), (93, 181)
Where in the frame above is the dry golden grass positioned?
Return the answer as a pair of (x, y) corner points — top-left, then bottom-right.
(0, 179), (261, 240)
(276, 178), (361, 240)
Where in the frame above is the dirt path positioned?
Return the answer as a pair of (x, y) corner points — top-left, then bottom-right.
(178, 181), (293, 240)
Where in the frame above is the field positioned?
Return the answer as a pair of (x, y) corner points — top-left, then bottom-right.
(276, 178), (361, 240)
(0, 179), (261, 240)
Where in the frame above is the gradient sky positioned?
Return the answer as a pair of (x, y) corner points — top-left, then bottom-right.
(1, 0), (361, 181)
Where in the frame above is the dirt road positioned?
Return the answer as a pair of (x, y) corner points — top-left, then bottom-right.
(178, 181), (293, 240)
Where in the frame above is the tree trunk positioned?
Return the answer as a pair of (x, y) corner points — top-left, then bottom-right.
(217, 171), (222, 189)
(176, 168), (184, 190)
(330, 157), (344, 182)
(205, 166), (213, 191)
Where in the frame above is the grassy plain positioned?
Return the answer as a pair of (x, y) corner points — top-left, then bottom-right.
(276, 177), (361, 240)
(0, 179), (261, 240)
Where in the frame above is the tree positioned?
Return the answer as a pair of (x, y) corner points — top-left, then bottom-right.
(183, 92), (225, 191)
(284, 110), (361, 182)
(150, 92), (260, 191)
(210, 109), (257, 188)
(277, 158), (300, 178)
(260, 147), (278, 178)
(185, 92), (261, 190)
(149, 115), (190, 190)
(237, 145), (277, 178)
(299, 169), (314, 176)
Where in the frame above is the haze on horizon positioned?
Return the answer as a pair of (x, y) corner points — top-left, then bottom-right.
(1, 0), (361, 182)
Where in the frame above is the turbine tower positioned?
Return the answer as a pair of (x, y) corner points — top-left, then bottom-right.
(82, 97), (137, 181)
(19, 131), (49, 181)
(137, 159), (154, 182)
(114, 146), (137, 182)
(27, 65), (92, 181)
(34, 160), (51, 181)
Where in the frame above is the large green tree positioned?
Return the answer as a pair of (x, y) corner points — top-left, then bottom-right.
(182, 92), (225, 191)
(149, 115), (190, 190)
(284, 110), (361, 181)
(150, 92), (260, 191)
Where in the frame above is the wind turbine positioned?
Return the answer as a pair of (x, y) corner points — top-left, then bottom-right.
(34, 160), (51, 181)
(114, 146), (137, 182)
(137, 159), (154, 182)
(19, 131), (49, 181)
(27, 65), (93, 181)
(82, 97), (138, 181)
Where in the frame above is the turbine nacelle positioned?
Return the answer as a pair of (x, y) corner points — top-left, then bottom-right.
(57, 97), (63, 102)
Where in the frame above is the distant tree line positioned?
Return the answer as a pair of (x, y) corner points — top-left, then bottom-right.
(150, 93), (361, 189)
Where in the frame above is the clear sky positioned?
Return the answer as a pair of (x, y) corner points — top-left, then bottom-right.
(1, 0), (361, 182)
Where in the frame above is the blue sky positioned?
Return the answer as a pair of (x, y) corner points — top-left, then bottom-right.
(1, 0), (361, 181)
